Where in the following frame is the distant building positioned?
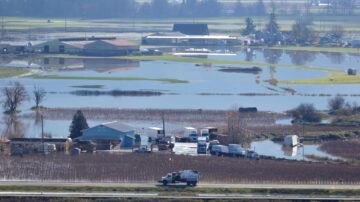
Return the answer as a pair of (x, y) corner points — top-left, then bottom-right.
(173, 24), (209, 35)
(29, 37), (139, 56)
(83, 40), (139, 56)
(76, 121), (136, 150)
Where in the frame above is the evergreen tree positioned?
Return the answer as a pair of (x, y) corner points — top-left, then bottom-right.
(234, 0), (245, 16)
(69, 110), (89, 139)
(266, 13), (279, 35)
(242, 17), (256, 36)
(255, 0), (267, 16)
(265, 13), (280, 44)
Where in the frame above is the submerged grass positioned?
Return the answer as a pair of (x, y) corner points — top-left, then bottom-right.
(0, 67), (30, 78)
(270, 46), (360, 53)
(43, 54), (343, 73)
(35, 75), (189, 84)
(70, 85), (105, 89)
(279, 73), (360, 85)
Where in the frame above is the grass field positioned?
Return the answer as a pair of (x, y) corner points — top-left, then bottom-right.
(0, 67), (30, 78)
(279, 73), (360, 84)
(3, 15), (360, 35)
(35, 75), (189, 84)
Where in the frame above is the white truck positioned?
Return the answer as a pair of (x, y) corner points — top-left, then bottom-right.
(200, 129), (209, 142)
(228, 144), (246, 157)
(197, 137), (207, 154)
(160, 170), (200, 186)
(185, 127), (198, 142)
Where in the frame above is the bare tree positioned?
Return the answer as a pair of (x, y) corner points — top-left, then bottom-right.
(226, 106), (251, 146)
(330, 25), (344, 43)
(33, 85), (46, 109)
(2, 82), (28, 113)
(328, 95), (345, 112)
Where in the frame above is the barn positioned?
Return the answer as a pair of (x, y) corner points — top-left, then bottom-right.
(30, 39), (87, 54)
(83, 40), (139, 56)
(76, 121), (136, 150)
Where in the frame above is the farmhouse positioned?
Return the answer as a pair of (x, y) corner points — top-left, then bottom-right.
(76, 121), (136, 150)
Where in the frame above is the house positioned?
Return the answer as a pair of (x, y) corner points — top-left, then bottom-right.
(83, 40), (139, 56)
(284, 135), (298, 147)
(76, 121), (136, 150)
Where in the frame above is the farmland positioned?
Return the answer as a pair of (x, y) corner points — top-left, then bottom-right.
(1, 153), (360, 184)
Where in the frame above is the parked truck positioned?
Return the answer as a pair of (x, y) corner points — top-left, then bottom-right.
(228, 144), (246, 157)
(210, 145), (229, 156)
(197, 137), (207, 154)
(185, 127), (198, 142)
(160, 170), (200, 186)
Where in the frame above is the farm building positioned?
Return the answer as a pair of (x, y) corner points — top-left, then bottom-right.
(284, 135), (298, 147)
(173, 24), (209, 35)
(142, 33), (239, 46)
(83, 40), (139, 56)
(76, 121), (136, 150)
(29, 37), (139, 56)
(30, 39), (86, 54)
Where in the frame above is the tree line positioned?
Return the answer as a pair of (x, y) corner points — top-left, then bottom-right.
(0, 0), (266, 18)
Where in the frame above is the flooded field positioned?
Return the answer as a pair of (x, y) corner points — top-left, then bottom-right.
(1, 47), (360, 113)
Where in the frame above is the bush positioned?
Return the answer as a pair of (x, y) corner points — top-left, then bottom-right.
(289, 103), (322, 123)
(328, 95), (345, 112)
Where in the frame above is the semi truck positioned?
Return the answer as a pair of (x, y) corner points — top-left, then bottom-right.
(160, 170), (200, 186)
(228, 144), (246, 157)
(197, 137), (207, 154)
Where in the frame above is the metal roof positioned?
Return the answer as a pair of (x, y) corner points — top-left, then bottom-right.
(62, 41), (93, 48)
(101, 121), (135, 132)
(102, 40), (138, 47)
(145, 35), (237, 40)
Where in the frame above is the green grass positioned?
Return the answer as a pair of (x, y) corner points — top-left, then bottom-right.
(70, 85), (105, 89)
(279, 73), (360, 85)
(35, 75), (189, 84)
(0, 67), (30, 78)
(271, 46), (360, 53)
(0, 185), (360, 196)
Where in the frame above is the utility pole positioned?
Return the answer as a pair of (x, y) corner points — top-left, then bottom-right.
(1, 16), (5, 40)
(41, 114), (45, 154)
(162, 112), (166, 138)
(64, 16), (67, 32)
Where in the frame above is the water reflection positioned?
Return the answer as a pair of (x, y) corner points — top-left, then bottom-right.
(0, 57), (140, 73)
(282, 145), (298, 157)
(1, 115), (26, 139)
(286, 50), (317, 65)
(322, 52), (345, 64)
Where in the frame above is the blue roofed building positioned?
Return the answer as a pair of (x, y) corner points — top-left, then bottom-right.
(76, 121), (136, 150)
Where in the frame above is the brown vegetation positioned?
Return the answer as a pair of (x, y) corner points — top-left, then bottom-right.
(1, 153), (360, 184)
(320, 141), (360, 160)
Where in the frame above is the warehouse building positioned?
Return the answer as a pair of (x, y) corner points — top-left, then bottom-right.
(76, 121), (136, 150)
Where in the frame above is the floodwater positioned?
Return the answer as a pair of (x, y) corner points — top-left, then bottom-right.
(1, 47), (360, 113)
(1, 47), (360, 142)
(251, 140), (339, 160)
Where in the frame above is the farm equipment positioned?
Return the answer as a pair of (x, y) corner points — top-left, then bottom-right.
(160, 170), (200, 186)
